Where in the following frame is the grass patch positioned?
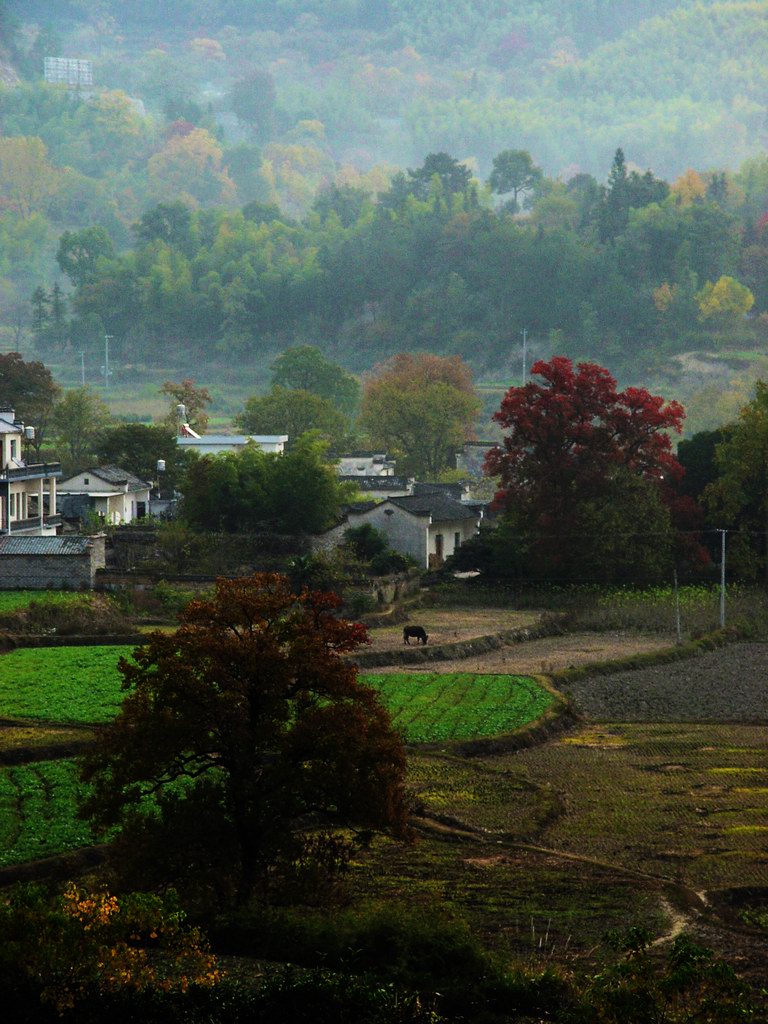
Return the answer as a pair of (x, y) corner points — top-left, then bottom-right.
(407, 751), (557, 834)
(0, 648), (555, 744)
(348, 831), (668, 961)
(0, 591), (81, 613)
(362, 673), (555, 743)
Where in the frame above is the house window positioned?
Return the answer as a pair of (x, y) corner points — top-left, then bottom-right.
(83, 477), (90, 485)
(9, 492), (14, 517)
(9, 439), (17, 459)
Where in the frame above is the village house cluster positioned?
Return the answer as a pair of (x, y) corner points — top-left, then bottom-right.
(0, 408), (485, 587)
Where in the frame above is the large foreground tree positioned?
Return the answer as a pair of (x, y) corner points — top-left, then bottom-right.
(484, 357), (689, 582)
(80, 575), (411, 908)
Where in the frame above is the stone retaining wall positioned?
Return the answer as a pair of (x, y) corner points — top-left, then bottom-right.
(1, 633), (144, 650)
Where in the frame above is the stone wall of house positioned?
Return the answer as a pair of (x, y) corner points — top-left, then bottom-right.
(0, 536), (105, 590)
(314, 507), (428, 566)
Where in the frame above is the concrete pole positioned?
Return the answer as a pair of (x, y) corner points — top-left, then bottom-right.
(719, 529), (726, 629)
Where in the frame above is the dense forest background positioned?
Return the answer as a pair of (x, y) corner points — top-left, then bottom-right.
(0, 0), (766, 432)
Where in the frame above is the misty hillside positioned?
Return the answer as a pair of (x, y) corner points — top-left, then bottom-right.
(0, 0), (765, 433)
(5, 0), (764, 177)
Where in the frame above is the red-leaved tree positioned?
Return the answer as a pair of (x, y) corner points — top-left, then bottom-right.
(484, 357), (697, 581)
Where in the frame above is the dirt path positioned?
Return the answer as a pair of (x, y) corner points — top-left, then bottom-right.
(366, 631), (675, 674)
(365, 608), (542, 652)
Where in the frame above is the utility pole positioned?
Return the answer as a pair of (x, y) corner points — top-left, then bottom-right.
(521, 328), (528, 385)
(673, 568), (682, 645)
(719, 529), (727, 628)
(103, 335), (113, 389)
(79, 351), (85, 387)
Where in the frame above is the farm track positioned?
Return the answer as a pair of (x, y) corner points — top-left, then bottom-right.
(411, 811), (767, 961)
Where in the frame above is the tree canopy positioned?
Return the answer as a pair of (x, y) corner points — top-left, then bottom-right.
(359, 353), (480, 479)
(0, 351), (60, 454)
(180, 433), (351, 534)
(80, 574), (410, 906)
(269, 345), (360, 417)
(236, 385), (348, 448)
(484, 356), (688, 581)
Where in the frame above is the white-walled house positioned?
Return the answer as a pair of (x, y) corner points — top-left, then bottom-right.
(316, 493), (481, 569)
(177, 434), (288, 456)
(0, 406), (61, 536)
(58, 465), (151, 525)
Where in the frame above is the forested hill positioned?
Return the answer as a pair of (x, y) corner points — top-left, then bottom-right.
(38, 150), (768, 394)
(0, 0), (766, 408)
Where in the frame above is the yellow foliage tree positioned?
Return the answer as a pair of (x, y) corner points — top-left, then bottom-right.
(696, 275), (755, 324)
(148, 128), (237, 207)
(670, 168), (707, 206)
(0, 136), (58, 217)
(190, 37), (225, 61)
(653, 281), (676, 312)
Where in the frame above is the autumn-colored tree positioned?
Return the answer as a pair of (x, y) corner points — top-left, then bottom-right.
(0, 883), (220, 1015)
(670, 168), (707, 206)
(160, 378), (212, 433)
(359, 353), (480, 479)
(0, 351), (60, 456)
(147, 128), (236, 207)
(0, 136), (58, 217)
(80, 575), (410, 907)
(485, 357), (687, 581)
(696, 275), (755, 327)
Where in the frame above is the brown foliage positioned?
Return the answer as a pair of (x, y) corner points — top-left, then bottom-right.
(80, 574), (411, 907)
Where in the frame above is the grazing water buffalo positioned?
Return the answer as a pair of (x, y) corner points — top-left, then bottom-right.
(403, 625), (428, 645)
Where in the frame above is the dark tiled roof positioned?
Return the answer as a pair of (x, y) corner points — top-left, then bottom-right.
(345, 501), (380, 514)
(339, 475), (409, 490)
(412, 482), (465, 499)
(388, 494), (479, 522)
(0, 536), (92, 555)
(87, 465), (150, 490)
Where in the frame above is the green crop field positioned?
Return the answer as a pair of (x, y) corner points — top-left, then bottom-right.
(0, 759), (93, 867)
(363, 672), (555, 743)
(0, 645), (134, 723)
(0, 649), (555, 744)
